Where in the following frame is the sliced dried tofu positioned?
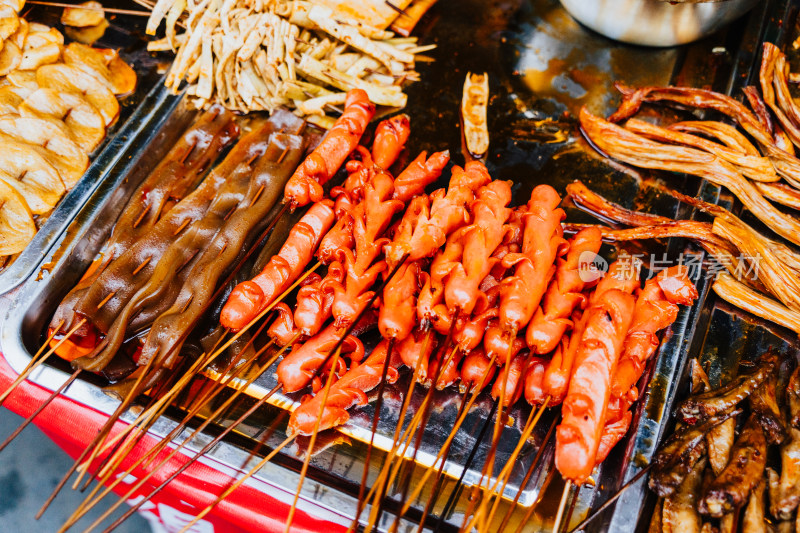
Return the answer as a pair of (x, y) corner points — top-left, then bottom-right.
(0, 86), (23, 114)
(19, 42), (61, 70)
(0, 174), (35, 256)
(461, 72), (489, 159)
(0, 0), (26, 12)
(0, 140), (64, 214)
(0, 121), (88, 188)
(24, 26), (64, 49)
(0, 40), (21, 76)
(64, 18), (108, 46)
(61, 1), (105, 28)
(37, 63), (118, 126)
(9, 16), (27, 49)
(20, 88), (105, 152)
(0, 6), (18, 41)
(5, 70), (38, 97)
(64, 43), (136, 96)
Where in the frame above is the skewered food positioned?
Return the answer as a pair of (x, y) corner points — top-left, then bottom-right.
(461, 72), (489, 159)
(61, 1), (105, 28)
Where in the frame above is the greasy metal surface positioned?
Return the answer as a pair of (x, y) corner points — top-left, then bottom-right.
(0, 1), (172, 295)
(0, 0), (781, 532)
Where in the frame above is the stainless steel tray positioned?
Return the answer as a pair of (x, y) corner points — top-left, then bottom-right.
(0, 2), (174, 295)
(0, 0), (783, 531)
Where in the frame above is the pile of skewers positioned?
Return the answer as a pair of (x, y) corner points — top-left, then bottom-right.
(143, 0), (436, 125)
(2, 86), (700, 533)
(575, 41), (800, 338)
(0, 0), (136, 268)
(646, 351), (800, 532)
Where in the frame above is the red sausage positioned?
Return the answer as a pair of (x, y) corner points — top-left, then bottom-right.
(285, 89), (374, 208)
(221, 200), (336, 331)
(555, 288), (636, 484)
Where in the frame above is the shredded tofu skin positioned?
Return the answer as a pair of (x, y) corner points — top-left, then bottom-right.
(146, 0), (433, 119)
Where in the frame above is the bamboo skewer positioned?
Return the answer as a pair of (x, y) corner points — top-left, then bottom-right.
(414, 388), (470, 533)
(433, 398), (498, 533)
(350, 332), (431, 533)
(380, 340), (461, 532)
(466, 397), (551, 532)
(566, 465), (652, 533)
(381, 318), (461, 531)
(70, 334), (297, 532)
(179, 433), (296, 533)
(352, 337), (397, 528)
(102, 256), (411, 532)
(27, 0), (153, 16)
(497, 417), (559, 533)
(395, 353), (500, 519)
(71, 348), (217, 491)
(460, 336), (516, 530)
(0, 368), (81, 453)
(284, 345), (345, 532)
(0, 318), (71, 408)
(552, 482), (573, 533)
(36, 355), (157, 520)
(512, 465), (557, 533)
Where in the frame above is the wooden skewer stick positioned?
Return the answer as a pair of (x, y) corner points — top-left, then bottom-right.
(460, 336), (516, 531)
(382, 319), (461, 531)
(351, 332), (431, 533)
(414, 388), (470, 533)
(352, 337), (397, 527)
(476, 394), (551, 530)
(0, 368), (81, 453)
(178, 433), (296, 533)
(512, 464), (557, 533)
(71, 349), (215, 491)
(552, 482), (573, 533)
(71, 334), (296, 532)
(26, 0), (153, 16)
(432, 397), (498, 533)
(36, 355), (157, 520)
(101, 381), (290, 532)
(396, 352), (499, 519)
(284, 345), (345, 533)
(76, 340), (224, 482)
(565, 464), (652, 533)
(115, 255), (413, 533)
(497, 416), (559, 533)
(380, 341), (460, 532)
(79, 363), (190, 492)
(467, 396), (551, 532)
(0, 318), (70, 408)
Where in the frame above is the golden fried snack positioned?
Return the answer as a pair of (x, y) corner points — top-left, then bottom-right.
(21, 87), (105, 152)
(0, 141), (64, 215)
(63, 43), (136, 95)
(0, 177), (35, 256)
(37, 63), (119, 126)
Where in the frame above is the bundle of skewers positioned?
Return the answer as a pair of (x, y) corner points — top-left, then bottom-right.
(0, 0), (136, 269)
(143, 0), (436, 125)
(0, 82), (705, 533)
